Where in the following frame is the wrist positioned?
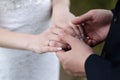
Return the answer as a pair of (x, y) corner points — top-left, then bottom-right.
(52, 5), (70, 14)
(52, 6), (70, 21)
(52, 0), (70, 10)
(25, 35), (38, 51)
(83, 51), (95, 69)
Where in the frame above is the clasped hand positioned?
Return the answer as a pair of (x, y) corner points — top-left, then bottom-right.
(48, 9), (113, 77)
(29, 9), (113, 77)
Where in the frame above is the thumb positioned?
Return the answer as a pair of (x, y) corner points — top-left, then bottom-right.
(72, 12), (92, 25)
(56, 50), (65, 62)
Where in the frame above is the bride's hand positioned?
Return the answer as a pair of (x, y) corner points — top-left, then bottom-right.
(27, 29), (62, 54)
(51, 6), (82, 40)
(50, 8), (85, 50)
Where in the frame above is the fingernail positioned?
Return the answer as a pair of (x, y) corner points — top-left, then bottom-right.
(57, 47), (62, 51)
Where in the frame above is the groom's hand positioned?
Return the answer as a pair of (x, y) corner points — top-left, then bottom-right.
(72, 9), (113, 46)
(56, 32), (94, 77)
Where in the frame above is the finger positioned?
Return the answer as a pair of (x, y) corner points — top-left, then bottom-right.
(56, 51), (65, 62)
(78, 25), (84, 35)
(48, 33), (67, 44)
(71, 24), (81, 37)
(87, 39), (92, 46)
(40, 46), (62, 53)
(49, 40), (68, 49)
(77, 25), (86, 40)
(48, 33), (62, 42)
(72, 72), (86, 77)
(51, 25), (76, 37)
(51, 27), (64, 35)
(72, 12), (92, 25)
(66, 71), (74, 76)
(66, 71), (82, 77)
(59, 32), (80, 46)
(91, 39), (98, 47)
(86, 37), (97, 47)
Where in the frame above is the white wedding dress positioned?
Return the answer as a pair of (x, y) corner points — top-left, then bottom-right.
(0, 0), (60, 80)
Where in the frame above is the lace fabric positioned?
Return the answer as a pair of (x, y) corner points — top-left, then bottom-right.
(0, 0), (43, 11)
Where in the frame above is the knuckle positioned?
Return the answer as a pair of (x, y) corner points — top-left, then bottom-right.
(56, 36), (61, 41)
(51, 41), (56, 47)
(63, 27), (69, 31)
(62, 33), (67, 38)
(49, 41), (52, 46)
(58, 29), (64, 34)
(48, 47), (55, 52)
(53, 42), (57, 46)
(71, 31), (76, 36)
(66, 28), (75, 34)
(60, 43), (66, 48)
(56, 42), (62, 47)
(53, 41), (61, 47)
(49, 48), (54, 51)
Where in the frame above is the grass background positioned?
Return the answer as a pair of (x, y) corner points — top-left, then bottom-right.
(60, 0), (117, 80)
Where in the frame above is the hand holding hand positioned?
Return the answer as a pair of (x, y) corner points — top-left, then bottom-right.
(51, 8), (82, 41)
(56, 32), (94, 77)
(50, 11), (85, 50)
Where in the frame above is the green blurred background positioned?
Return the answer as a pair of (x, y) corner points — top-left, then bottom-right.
(60, 0), (117, 80)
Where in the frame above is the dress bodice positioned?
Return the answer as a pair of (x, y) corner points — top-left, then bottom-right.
(0, 0), (51, 34)
(0, 0), (43, 11)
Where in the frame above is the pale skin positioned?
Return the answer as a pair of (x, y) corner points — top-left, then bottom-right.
(49, 0), (82, 49)
(53, 9), (113, 77)
(0, 0), (79, 53)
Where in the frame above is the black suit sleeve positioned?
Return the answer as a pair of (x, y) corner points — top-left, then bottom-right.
(85, 54), (120, 80)
(111, 8), (115, 14)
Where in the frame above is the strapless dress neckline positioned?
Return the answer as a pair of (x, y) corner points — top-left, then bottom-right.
(0, 0), (44, 12)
